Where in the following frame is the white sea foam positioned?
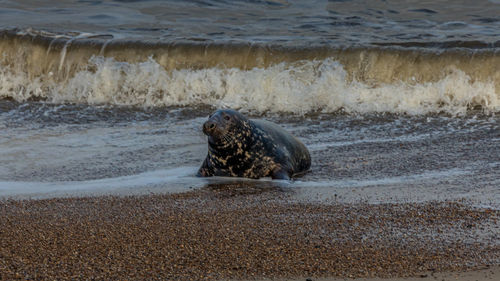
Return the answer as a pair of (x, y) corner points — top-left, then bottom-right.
(1, 57), (498, 115)
(0, 167), (200, 198)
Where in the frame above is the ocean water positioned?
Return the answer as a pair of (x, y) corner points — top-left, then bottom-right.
(0, 0), (499, 207)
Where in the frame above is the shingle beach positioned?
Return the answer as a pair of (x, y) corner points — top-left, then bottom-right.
(1, 186), (498, 280)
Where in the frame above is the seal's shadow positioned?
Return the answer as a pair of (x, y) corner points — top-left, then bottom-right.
(202, 179), (290, 198)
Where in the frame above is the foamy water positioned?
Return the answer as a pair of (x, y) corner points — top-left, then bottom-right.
(1, 102), (498, 208)
(0, 167), (198, 198)
(1, 56), (498, 115)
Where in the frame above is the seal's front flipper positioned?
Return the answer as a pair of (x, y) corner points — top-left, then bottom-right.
(196, 168), (209, 177)
(197, 157), (214, 177)
(271, 167), (290, 180)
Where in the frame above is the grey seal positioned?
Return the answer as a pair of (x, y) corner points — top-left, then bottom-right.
(197, 109), (311, 180)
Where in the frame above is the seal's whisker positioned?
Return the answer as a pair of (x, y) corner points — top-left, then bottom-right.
(223, 134), (237, 145)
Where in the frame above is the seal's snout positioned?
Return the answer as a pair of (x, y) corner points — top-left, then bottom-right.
(203, 120), (217, 135)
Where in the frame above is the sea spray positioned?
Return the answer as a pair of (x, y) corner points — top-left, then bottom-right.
(1, 56), (498, 115)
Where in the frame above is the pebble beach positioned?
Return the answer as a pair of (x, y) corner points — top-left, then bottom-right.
(1, 186), (498, 280)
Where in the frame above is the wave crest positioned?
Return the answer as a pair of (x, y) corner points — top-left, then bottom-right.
(1, 56), (498, 115)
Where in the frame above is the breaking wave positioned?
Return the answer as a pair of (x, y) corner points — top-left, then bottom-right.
(0, 32), (498, 115)
(1, 56), (498, 115)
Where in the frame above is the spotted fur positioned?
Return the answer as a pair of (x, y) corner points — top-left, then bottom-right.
(197, 109), (311, 180)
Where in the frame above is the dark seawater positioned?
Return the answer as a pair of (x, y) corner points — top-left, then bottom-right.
(0, 0), (499, 208)
(1, 0), (499, 47)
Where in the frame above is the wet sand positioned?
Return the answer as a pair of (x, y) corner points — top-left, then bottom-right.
(1, 186), (499, 280)
(278, 266), (500, 281)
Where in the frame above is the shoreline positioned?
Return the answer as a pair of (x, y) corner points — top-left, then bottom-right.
(266, 265), (500, 281)
(1, 188), (499, 280)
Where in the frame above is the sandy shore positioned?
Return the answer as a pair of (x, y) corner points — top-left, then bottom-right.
(268, 266), (500, 281)
(1, 186), (499, 280)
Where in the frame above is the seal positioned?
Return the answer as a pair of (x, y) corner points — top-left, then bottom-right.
(197, 109), (311, 180)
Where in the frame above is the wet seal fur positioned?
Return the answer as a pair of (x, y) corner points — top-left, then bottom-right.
(197, 109), (311, 180)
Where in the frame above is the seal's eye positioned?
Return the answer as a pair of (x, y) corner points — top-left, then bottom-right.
(224, 115), (230, 121)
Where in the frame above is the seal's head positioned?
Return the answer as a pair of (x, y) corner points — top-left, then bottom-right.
(203, 109), (251, 146)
